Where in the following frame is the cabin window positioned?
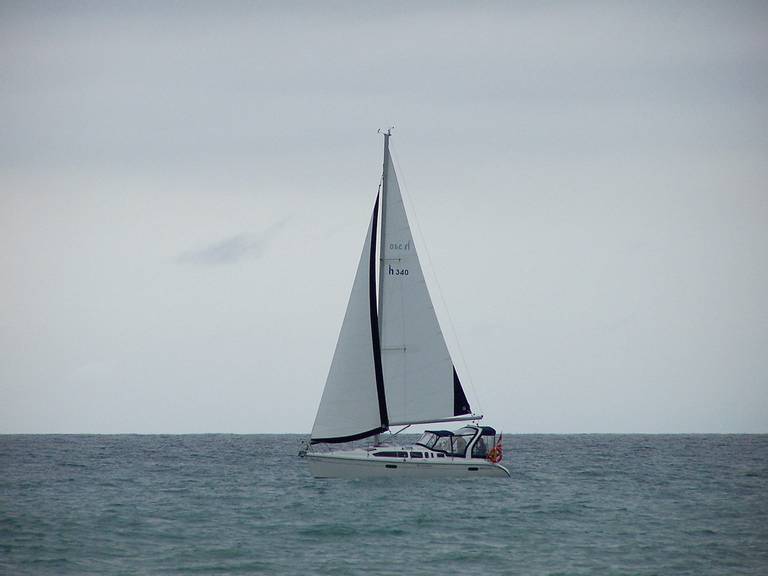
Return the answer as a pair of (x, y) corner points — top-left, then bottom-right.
(450, 428), (476, 458)
(416, 432), (438, 449)
(373, 451), (407, 458)
(433, 437), (452, 453)
(437, 453), (445, 458)
(472, 437), (488, 458)
(410, 452), (423, 458)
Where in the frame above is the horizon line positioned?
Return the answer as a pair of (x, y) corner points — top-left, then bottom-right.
(2, 431), (767, 436)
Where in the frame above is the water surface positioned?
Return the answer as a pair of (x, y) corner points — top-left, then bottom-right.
(1, 434), (766, 575)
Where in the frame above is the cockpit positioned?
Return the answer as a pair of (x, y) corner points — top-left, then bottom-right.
(415, 425), (498, 459)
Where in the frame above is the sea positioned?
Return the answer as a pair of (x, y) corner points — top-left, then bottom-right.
(1, 434), (766, 575)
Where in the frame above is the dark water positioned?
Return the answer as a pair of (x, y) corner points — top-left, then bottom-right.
(1, 435), (766, 575)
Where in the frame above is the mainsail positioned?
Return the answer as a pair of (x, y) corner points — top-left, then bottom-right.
(378, 138), (471, 426)
(310, 134), (473, 445)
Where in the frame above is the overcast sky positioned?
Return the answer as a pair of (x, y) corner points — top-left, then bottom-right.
(2, 1), (766, 433)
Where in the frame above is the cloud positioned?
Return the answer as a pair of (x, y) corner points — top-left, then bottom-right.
(178, 219), (286, 266)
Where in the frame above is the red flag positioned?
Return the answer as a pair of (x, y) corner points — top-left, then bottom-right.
(486, 433), (503, 463)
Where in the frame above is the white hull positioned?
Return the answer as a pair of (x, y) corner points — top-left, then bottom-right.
(306, 452), (510, 479)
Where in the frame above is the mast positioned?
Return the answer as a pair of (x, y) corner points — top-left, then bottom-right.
(377, 127), (392, 327)
(373, 127), (392, 445)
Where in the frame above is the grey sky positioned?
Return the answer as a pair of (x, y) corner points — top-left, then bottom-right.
(1, 1), (766, 433)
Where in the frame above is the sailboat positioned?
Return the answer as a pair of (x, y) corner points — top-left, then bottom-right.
(303, 130), (509, 478)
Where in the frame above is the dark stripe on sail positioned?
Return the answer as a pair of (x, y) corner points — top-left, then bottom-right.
(310, 425), (387, 445)
(453, 366), (471, 415)
(370, 194), (389, 428)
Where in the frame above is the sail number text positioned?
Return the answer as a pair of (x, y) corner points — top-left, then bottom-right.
(388, 241), (410, 276)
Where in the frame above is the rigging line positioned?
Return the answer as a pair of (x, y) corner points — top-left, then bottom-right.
(389, 147), (485, 418)
(390, 424), (411, 437)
